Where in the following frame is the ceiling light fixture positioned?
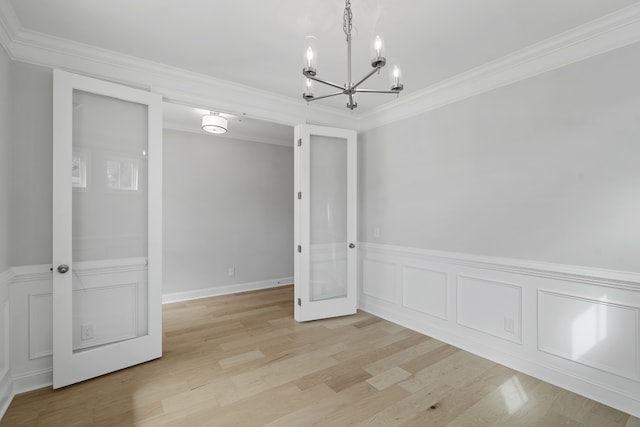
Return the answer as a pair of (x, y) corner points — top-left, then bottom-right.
(202, 112), (228, 134)
(302, 0), (404, 110)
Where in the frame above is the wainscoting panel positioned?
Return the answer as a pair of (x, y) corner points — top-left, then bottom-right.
(539, 290), (639, 380)
(401, 265), (448, 320)
(362, 258), (397, 303)
(358, 242), (640, 418)
(457, 275), (522, 344)
(28, 293), (53, 359)
(11, 265), (56, 393)
(0, 269), (13, 418)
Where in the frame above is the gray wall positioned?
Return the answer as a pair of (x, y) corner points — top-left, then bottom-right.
(0, 47), (11, 272)
(162, 129), (294, 294)
(8, 63), (294, 294)
(10, 63), (53, 266)
(359, 42), (640, 272)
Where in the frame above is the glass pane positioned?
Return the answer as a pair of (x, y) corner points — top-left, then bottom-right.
(309, 135), (348, 301)
(71, 90), (148, 353)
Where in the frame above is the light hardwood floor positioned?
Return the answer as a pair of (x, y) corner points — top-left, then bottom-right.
(2, 285), (639, 426)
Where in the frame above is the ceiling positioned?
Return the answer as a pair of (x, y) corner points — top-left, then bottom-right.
(3, 0), (639, 137)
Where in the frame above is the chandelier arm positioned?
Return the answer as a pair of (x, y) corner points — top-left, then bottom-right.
(300, 0), (404, 109)
(355, 89), (402, 94)
(351, 67), (382, 90)
(305, 91), (344, 102)
(306, 75), (346, 91)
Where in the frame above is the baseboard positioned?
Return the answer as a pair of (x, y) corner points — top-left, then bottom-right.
(11, 368), (52, 395)
(0, 269), (13, 421)
(162, 277), (294, 304)
(358, 242), (640, 418)
(0, 374), (12, 422)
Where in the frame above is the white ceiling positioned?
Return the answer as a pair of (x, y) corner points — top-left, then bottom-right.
(4, 0), (639, 136)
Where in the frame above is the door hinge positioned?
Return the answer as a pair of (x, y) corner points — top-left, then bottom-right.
(297, 298), (302, 306)
(298, 138), (302, 147)
(297, 245), (302, 253)
(297, 192), (302, 200)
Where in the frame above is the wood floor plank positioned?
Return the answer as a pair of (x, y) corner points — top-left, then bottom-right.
(1, 285), (637, 426)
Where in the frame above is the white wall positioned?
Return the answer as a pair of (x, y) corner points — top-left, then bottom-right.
(162, 129), (294, 301)
(10, 63), (53, 266)
(357, 43), (640, 417)
(6, 62), (295, 285)
(0, 45), (12, 272)
(0, 44), (13, 417)
(359, 42), (640, 273)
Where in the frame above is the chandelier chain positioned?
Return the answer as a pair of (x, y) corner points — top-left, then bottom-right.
(343, 0), (353, 40)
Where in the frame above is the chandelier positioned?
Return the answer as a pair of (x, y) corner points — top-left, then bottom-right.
(302, 0), (404, 110)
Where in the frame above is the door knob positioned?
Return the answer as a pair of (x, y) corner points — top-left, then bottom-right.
(57, 264), (70, 274)
(349, 243), (356, 249)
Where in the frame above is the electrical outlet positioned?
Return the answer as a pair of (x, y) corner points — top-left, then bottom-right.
(228, 267), (235, 277)
(373, 227), (380, 238)
(81, 324), (94, 340)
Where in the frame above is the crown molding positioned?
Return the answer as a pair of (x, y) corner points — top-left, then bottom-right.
(0, 0), (18, 57)
(4, 21), (353, 130)
(356, 3), (640, 131)
(1, 2), (639, 132)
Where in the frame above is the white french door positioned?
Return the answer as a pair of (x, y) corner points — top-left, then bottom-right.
(294, 124), (357, 322)
(52, 70), (162, 388)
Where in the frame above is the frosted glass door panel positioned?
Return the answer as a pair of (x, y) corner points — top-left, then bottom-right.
(72, 90), (149, 352)
(72, 90), (148, 261)
(309, 135), (348, 301)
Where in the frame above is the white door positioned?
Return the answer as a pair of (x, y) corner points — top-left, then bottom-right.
(294, 124), (357, 322)
(52, 70), (163, 388)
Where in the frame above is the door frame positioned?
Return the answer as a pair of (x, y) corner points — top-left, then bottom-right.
(52, 69), (163, 388)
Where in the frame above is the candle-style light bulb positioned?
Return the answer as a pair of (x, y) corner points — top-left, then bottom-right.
(371, 35), (386, 68)
(374, 36), (382, 57)
(306, 46), (314, 67)
(303, 78), (314, 100)
(303, 41), (317, 77)
(390, 65), (403, 92)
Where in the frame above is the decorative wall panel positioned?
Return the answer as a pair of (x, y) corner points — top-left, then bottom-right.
(539, 290), (639, 380)
(457, 275), (523, 344)
(363, 259), (396, 303)
(402, 265), (448, 320)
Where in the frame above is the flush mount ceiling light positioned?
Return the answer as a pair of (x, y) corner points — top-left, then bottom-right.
(302, 0), (404, 110)
(202, 112), (228, 134)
